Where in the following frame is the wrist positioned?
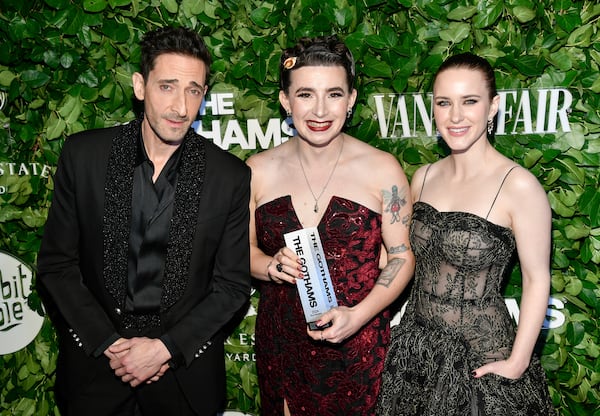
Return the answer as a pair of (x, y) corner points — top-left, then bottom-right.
(506, 354), (530, 374)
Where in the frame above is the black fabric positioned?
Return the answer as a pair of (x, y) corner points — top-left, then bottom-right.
(376, 202), (556, 416)
(126, 135), (182, 314)
(103, 116), (207, 332)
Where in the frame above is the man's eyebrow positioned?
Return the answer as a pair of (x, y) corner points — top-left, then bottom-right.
(158, 79), (204, 88)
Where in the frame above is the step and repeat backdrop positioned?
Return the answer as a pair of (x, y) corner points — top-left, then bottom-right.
(1, 1), (599, 415)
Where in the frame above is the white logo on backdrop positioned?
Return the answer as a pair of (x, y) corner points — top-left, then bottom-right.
(372, 88), (573, 139)
(193, 92), (293, 151)
(0, 91), (7, 111)
(190, 89), (573, 150)
(0, 251), (44, 355)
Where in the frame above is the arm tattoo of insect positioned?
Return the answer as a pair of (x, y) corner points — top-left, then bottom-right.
(376, 258), (406, 288)
(382, 185), (408, 224)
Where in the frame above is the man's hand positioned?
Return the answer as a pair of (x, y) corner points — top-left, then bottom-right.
(107, 337), (172, 387)
(104, 337), (129, 362)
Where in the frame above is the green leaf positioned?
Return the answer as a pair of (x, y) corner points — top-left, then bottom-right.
(567, 24), (593, 48)
(44, 113), (66, 140)
(438, 22), (471, 44)
(62, 7), (86, 36)
(161, 0), (178, 13)
(447, 5), (477, 21)
(579, 281), (600, 311)
(548, 191), (576, 217)
(557, 158), (586, 185)
(0, 70), (17, 87)
(473, 0), (504, 28)
(512, 6), (536, 23)
(565, 277), (583, 296)
(362, 56), (392, 78)
(181, 0), (204, 17)
(77, 69), (100, 88)
(57, 95), (82, 124)
(45, 0), (71, 8)
(556, 9), (582, 33)
(566, 321), (586, 346)
(366, 34), (390, 50)
(20, 70), (51, 89)
(565, 223), (589, 240)
(523, 148), (543, 168)
(250, 7), (271, 29)
(83, 0), (107, 12)
(101, 20), (130, 43)
(579, 188), (600, 227)
(60, 52), (75, 69)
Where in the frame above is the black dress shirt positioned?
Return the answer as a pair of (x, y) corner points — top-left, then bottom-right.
(126, 136), (182, 314)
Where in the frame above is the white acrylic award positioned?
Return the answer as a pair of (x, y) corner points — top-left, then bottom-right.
(284, 227), (338, 330)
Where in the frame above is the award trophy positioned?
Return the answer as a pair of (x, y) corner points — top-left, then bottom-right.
(284, 227), (338, 330)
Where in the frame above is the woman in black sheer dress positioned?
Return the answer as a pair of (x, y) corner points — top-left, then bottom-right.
(376, 53), (556, 416)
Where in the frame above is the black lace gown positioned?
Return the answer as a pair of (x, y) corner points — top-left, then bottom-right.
(376, 201), (556, 415)
(255, 195), (390, 416)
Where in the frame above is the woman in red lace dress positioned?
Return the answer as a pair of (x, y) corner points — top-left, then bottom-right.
(246, 35), (415, 416)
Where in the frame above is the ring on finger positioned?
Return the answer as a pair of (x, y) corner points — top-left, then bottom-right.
(276, 263), (283, 273)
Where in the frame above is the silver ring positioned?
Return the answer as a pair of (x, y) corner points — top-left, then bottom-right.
(276, 263), (283, 273)
(320, 333), (324, 341)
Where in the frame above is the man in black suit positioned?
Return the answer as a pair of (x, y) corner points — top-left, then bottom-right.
(37, 26), (251, 416)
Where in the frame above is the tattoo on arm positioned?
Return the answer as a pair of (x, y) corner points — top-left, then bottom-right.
(402, 214), (410, 227)
(382, 184), (408, 225)
(389, 244), (408, 254)
(377, 258), (406, 288)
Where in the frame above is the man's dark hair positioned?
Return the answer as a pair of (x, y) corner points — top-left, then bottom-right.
(139, 26), (212, 83)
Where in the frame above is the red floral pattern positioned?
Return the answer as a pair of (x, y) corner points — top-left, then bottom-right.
(255, 195), (389, 416)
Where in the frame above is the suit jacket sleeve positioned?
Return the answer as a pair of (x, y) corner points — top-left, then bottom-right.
(37, 132), (118, 355)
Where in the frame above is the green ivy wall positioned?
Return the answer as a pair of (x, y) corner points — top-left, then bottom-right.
(1, 0), (599, 415)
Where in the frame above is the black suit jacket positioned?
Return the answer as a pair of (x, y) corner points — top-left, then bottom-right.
(37, 119), (251, 414)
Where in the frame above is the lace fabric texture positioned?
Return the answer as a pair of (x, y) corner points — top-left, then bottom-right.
(255, 195), (389, 416)
(377, 201), (556, 416)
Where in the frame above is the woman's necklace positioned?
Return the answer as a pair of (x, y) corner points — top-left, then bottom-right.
(297, 137), (344, 213)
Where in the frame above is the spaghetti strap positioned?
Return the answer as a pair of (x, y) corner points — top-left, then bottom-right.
(417, 164), (434, 202)
(485, 165), (519, 219)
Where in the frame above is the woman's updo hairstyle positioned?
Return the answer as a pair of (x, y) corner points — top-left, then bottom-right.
(279, 35), (355, 94)
(434, 52), (497, 100)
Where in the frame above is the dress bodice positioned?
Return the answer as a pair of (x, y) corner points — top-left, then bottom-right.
(254, 195), (389, 416)
(409, 201), (517, 355)
(255, 195), (383, 307)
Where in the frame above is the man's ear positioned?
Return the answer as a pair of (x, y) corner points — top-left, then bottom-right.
(132, 72), (145, 101)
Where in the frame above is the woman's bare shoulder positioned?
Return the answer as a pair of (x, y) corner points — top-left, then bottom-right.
(246, 141), (291, 170)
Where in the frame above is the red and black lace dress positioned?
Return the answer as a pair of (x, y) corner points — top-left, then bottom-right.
(254, 195), (390, 416)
